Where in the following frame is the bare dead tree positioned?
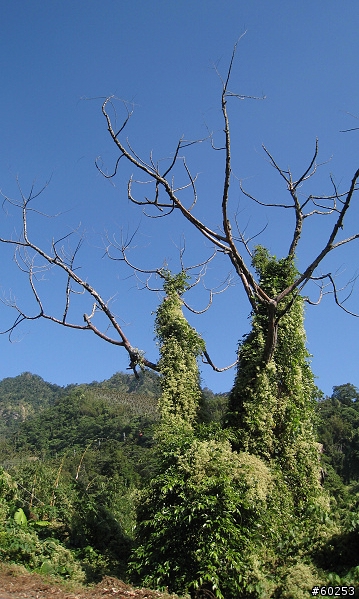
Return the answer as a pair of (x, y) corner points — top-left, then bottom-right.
(98, 41), (359, 364)
(1, 41), (359, 372)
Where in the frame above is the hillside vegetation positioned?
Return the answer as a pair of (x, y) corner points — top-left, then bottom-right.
(0, 371), (359, 597)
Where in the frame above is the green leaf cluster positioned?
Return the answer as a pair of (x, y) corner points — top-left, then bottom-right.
(0, 372), (66, 437)
(317, 384), (359, 485)
(227, 247), (321, 508)
(129, 425), (278, 598)
(155, 271), (205, 424)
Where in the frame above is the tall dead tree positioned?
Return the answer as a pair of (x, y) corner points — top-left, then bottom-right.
(1, 41), (359, 373)
(99, 42), (359, 363)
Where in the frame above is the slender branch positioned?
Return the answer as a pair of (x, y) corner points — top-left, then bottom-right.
(305, 273), (359, 317)
(278, 167), (359, 301)
(0, 194), (158, 376)
(202, 349), (238, 372)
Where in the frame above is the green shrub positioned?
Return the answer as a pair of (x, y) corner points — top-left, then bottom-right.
(129, 425), (278, 597)
(279, 563), (324, 599)
(0, 523), (84, 581)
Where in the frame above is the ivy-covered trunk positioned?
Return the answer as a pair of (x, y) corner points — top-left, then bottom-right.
(130, 264), (329, 598)
(226, 248), (321, 508)
(154, 271), (205, 425)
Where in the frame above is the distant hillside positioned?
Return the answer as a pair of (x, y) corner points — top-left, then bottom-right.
(0, 370), (228, 457)
(88, 370), (161, 397)
(0, 372), (66, 435)
(0, 370), (161, 439)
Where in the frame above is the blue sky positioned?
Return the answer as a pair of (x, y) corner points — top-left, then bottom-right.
(0, 1), (358, 395)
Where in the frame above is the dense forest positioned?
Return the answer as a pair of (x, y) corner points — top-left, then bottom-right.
(1, 368), (359, 597)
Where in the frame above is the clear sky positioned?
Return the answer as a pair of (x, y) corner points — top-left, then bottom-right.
(0, 1), (358, 395)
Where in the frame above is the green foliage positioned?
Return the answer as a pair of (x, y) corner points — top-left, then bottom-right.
(155, 270), (205, 424)
(314, 388), (359, 584)
(278, 563), (324, 599)
(129, 425), (277, 598)
(0, 468), (18, 527)
(0, 370), (160, 450)
(4, 435), (140, 578)
(0, 468), (17, 504)
(0, 524), (85, 581)
(317, 385), (359, 484)
(11, 386), (157, 458)
(197, 389), (229, 424)
(0, 468), (84, 581)
(227, 247), (321, 508)
(130, 424), (331, 597)
(0, 373), (160, 584)
(70, 487), (134, 581)
(89, 369), (161, 398)
(14, 507), (28, 525)
(0, 372), (66, 437)
(332, 384), (359, 406)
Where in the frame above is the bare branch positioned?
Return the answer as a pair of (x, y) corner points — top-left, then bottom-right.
(340, 127), (359, 133)
(2, 42), (359, 379)
(281, 167), (359, 300)
(202, 349), (238, 372)
(340, 111), (359, 132)
(239, 180), (292, 209)
(0, 188), (159, 376)
(95, 155), (123, 179)
(305, 272), (359, 317)
(292, 139), (319, 189)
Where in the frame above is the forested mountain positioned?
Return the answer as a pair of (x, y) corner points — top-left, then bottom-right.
(317, 383), (359, 488)
(0, 372), (67, 436)
(88, 370), (161, 397)
(0, 371), (160, 438)
(0, 370), (227, 451)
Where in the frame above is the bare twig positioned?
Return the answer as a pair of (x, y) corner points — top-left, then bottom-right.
(0, 190), (158, 377)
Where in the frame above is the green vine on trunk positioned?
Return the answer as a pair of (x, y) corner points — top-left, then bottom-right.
(129, 262), (331, 597)
(226, 246), (322, 507)
(155, 270), (205, 425)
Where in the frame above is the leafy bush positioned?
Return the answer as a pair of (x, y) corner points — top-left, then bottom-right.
(0, 522), (84, 581)
(129, 423), (279, 598)
(279, 563), (324, 599)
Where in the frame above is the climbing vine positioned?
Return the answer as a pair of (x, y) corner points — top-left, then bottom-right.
(226, 246), (322, 507)
(155, 270), (205, 425)
(129, 263), (330, 598)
